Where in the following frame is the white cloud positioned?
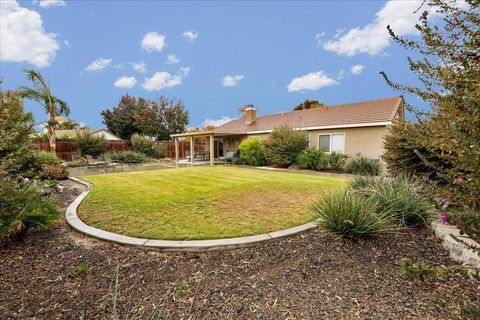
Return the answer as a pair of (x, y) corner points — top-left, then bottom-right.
(166, 54), (180, 64)
(130, 61), (147, 73)
(287, 71), (338, 92)
(322, 1), (438, 56)
(0, 0), (59, 67)
(314, 32), (325, 45)
(351, 64), (366, 75)
(202, 116), (233, 128)
(142, 67), (191, 91)
(63, 39), (70, 47)
(84, 57), (112, 72)
(182, 30), (198, 42)
(222, 75), (244, 87)
(34, 0), (66, 8)
(114, 76), (137, 89)
(141, 32), (166, 52)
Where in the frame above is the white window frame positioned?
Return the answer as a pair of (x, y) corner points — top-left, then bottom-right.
(317, 133), (345, 154)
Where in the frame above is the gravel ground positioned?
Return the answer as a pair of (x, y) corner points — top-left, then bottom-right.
(0, 180), (479, 319)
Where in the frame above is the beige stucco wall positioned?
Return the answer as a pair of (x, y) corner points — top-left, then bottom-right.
(307, 126), (388, 160)
(218, 125), (388, 161)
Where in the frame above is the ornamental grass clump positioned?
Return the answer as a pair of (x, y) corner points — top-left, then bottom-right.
(349, 176), (432, 227)
(0, 178), (59, 242)
(311, 190), (400, 237)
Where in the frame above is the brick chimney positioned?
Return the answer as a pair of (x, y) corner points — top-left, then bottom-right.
(244, 105), (256, 125)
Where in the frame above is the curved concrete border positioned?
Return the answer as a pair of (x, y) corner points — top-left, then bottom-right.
(66, 177), (319, 251)
(431, 221), (480, 268)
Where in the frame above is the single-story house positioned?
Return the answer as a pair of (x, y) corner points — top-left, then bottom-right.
(32, 128), (122, 141)
(171, 96), (404, 166)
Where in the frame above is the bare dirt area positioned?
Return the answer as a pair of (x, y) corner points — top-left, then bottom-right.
(0, 180), (479, 319)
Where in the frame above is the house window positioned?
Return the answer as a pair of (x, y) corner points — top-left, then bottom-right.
(318, 133), (345, 153)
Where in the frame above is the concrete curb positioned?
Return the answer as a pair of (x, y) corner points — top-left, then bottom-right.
(431, 220), (480, 268)
(66, 177), (319, 251)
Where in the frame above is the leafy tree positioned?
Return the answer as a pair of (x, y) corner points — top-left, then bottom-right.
(293, 99), (327, 111)
(17, 70), (69, 152)
(134, 97), (189, 140)
(0, 88), (35, 178)
(101, 95), (147, 140)
(380, 0), (479, 209)
(102, 95), (189, 141)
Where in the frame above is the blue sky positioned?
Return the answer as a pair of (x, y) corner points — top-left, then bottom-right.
(1, 0), (428, 130)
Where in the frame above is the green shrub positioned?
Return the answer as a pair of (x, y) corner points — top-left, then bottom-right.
(75, 132), (107, 157)
(0, 178), (59, 242)
(131, 133), (153, 153)
(296, 148), (328, 170)
(349, 176), (432, 226)
(448, 210), (480, 242)
(311, 190), (400, 237)
(345, 156), (381, 176)
(32, 151), (62, 166)
(328, 152), (349, 170)
(382, 120), (442, 177)
(0, 89), (35, 178)
(263, 126), (309, 167)
(111, 151), (146, 163)
(131, 134), (166, 159)
(24, 152), (68, 180)
(239, 137), (266, 166)
(231, 156), (244, 165)
(150, 144), (166, 159)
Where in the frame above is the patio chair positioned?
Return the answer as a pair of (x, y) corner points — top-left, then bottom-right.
(103, 152), (118, 171)
(219, 151), (235, 162)
(85, 155), (105, 169)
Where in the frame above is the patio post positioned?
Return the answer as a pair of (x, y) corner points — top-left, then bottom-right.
(190, 136), (194, 166)
(209, 134), (214, 166)
(174, 137), (179, 167)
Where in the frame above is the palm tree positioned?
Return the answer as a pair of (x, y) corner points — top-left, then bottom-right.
(18, 70), (69, 152)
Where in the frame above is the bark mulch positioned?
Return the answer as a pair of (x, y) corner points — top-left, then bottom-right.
(0, 180), (479, 319)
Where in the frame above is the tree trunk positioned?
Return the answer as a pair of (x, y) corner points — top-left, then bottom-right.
(47, 121), (56, 152)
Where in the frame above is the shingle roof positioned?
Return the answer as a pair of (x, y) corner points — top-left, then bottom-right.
(214, 96), (403, 134)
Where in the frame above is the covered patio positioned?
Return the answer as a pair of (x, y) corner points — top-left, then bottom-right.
(170, 131), (244, 166)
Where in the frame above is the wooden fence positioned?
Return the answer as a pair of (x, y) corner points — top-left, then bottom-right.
(33, 139), (205, 162)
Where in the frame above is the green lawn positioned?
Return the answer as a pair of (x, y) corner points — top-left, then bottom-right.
(78, 166), (346, 240)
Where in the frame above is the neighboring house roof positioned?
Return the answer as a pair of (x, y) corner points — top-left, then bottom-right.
(54, 129), (84, 138)
(214, 96), (403, 134)
(91, 129), (122, 141)
(32, 128), (123, 141)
